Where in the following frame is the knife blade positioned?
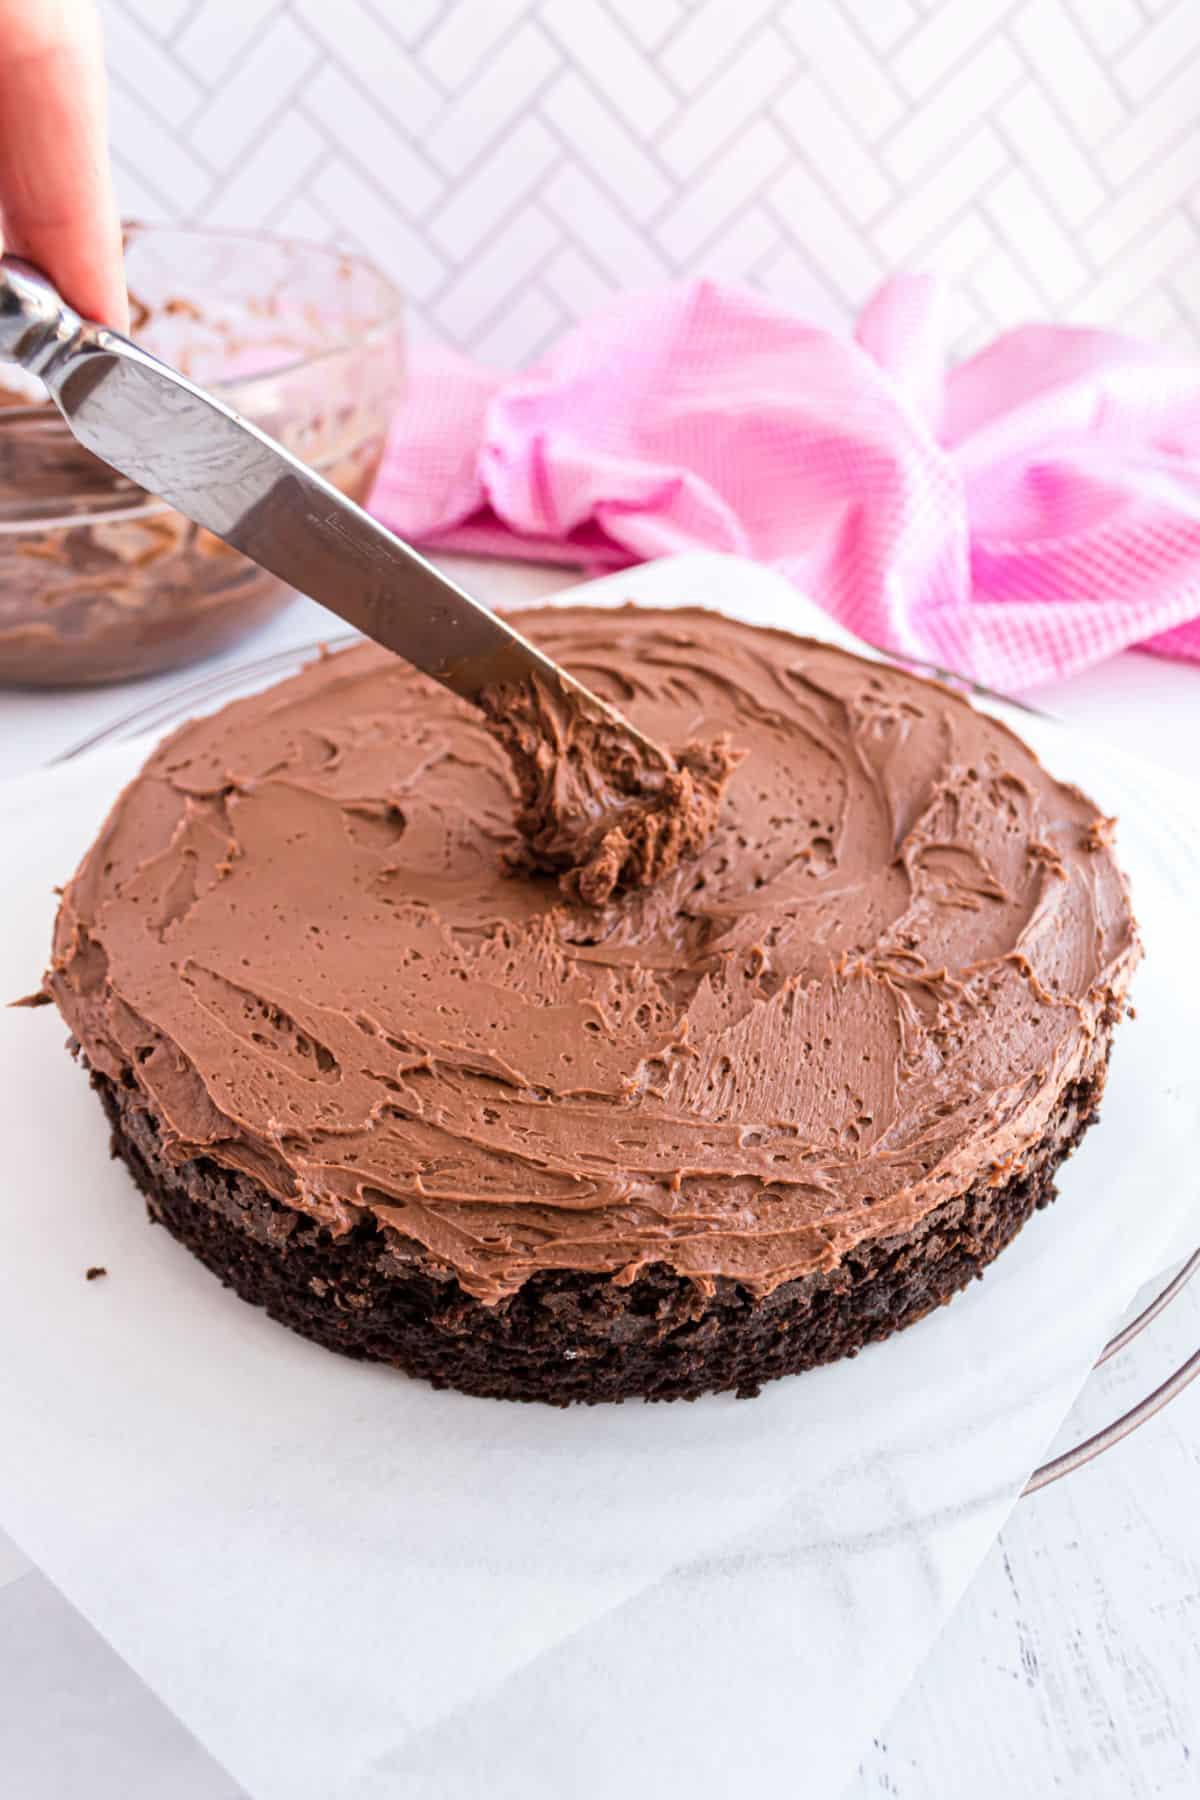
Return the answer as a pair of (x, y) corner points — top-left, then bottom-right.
(0, 254), (666, 758)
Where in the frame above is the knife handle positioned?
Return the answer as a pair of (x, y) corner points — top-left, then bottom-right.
(0, 255), (84, 377)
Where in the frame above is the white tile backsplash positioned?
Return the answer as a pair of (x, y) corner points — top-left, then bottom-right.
(99, 0), (1200, 364)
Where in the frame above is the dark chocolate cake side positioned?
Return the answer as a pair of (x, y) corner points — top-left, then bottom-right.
(92, 1018), (1115, 1405)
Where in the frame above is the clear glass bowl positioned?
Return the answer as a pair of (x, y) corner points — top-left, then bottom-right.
(0, 225), (404, 686)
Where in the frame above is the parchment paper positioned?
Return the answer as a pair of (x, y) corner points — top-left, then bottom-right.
(0, 557), (1196, 1800)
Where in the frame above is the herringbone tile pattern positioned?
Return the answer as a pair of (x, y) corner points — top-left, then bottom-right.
(102, 0), (1200, 363)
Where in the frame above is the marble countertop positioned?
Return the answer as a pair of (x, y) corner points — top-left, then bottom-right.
(1, 556), (1196, 1799)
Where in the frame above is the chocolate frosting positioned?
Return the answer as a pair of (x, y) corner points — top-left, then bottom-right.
(481, 676), (740, 905)
(0, 431), (382, 687)
(47, 606), (1139, 1306)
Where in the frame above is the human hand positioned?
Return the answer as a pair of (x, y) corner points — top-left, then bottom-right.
(0, 0), (127, 329)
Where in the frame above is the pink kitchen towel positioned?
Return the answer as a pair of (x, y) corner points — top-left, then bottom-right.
(370, 276), (1200, 690)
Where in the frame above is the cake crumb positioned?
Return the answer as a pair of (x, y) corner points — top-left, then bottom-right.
(1084, 815), (1117, 851)
(85, 1265), (107, 1281)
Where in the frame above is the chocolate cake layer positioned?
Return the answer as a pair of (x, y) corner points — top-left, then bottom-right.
(46, 605), (1139, 1400)
(94, 1025), (1111, 1403)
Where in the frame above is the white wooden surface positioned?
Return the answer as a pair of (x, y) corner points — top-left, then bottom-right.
(1, 555), (1196, 1798)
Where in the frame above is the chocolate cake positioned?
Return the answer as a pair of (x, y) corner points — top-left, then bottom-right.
(44, 606), (1140, 1403)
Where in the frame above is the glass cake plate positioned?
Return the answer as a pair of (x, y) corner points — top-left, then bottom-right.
(52, 629), (1200, 1497)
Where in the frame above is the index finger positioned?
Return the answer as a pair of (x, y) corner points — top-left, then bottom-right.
(0, 0), (127, 329)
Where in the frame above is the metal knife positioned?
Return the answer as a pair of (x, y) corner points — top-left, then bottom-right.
(0, 254), (665, 758)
